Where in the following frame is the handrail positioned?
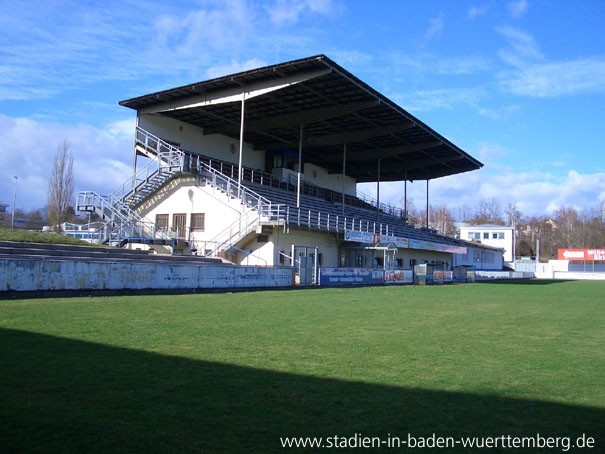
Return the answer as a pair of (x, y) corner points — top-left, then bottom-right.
(226, 245), (268, 266)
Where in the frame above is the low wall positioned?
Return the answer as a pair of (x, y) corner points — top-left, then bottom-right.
(553, 271), (605, 280)
(0, 258), (294, 292)
(476, 271), (533, 280)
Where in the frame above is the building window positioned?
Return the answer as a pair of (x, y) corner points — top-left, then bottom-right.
(483, 232), (489, 239)
(172, 213), (186, 238)
(498, 232), (505, 239)
(190, 213), (205, 232)
(492, 232), (498, 239)
(155, 214), (169, 230)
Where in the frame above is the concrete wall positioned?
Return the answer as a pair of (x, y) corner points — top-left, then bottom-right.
(476, 271), (533, 280)
(302, 162), (356, 196)
(139, 114), (265, 170)
(0, 258), (293, 292)
(554, 271), (605, 280)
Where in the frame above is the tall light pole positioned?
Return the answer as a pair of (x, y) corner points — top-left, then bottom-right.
(11, 176), (18, 229)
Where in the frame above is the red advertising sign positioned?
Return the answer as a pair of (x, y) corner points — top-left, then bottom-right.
(558, 249), (605, 261)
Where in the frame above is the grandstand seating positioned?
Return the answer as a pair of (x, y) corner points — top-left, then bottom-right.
(242, 180), (470, 248)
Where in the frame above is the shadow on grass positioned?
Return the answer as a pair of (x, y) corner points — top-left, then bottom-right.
(476, 279), (574, 286)
(1, 328), (602, 453)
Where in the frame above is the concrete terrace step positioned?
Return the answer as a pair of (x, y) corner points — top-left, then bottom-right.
(0, 241), (226, 266)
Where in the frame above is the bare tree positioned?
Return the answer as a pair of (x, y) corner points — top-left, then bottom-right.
(455, 204), (474, 223)
(429, 204), (456, 236)
(504, 203), (522, 227)
(47, 140), (74, 233)
(471, 198), (504, 225)
(553, 206), (580, 249)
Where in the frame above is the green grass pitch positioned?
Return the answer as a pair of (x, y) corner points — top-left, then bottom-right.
(1, 280), (603, 452)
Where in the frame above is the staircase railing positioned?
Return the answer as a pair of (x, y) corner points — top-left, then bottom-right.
(109, 127), (185, 203)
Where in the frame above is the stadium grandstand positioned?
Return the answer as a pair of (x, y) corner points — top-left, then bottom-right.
(77, 55), (503, 285)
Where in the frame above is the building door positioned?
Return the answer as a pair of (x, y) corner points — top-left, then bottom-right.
(292, 245), (318, 285)
(173, 213), (186, 239)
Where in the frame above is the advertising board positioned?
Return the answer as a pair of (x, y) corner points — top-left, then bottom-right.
(319, 268), (385, 285)
(384, 270), (413, 284)
(557, 249), (605, 261)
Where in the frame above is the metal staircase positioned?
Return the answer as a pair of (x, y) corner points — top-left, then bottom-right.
(77, 127), (284, 250)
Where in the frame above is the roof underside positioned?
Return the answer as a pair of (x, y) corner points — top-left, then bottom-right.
(120, 55), (482, 182)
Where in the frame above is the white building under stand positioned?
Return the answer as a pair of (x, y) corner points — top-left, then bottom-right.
(77, 55), (503, 285)
(459, 224), (514, 263)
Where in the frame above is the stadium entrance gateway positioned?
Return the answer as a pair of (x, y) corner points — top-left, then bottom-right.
(76, 55), (504, 288)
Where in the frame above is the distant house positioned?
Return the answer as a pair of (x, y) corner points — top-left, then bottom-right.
(459, 224), (514, 262)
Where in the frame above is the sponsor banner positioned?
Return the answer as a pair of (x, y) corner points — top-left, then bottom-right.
(344, 230), (466, 254)
(433, 270), (445, 284)
(436, 244), (468, 254)
(380, 234), (409, 248)
(433, 270), (453, 284)
(409, 239), (426, 250)
(410, 239), (467, 255)
(589, 249), (605, 260)
(319, 267), (384, 285)
(558, 249), (605, 261)
(384, 270), (413, 284)
(344, 230), (374, 243)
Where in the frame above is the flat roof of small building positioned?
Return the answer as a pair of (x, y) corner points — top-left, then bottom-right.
(120, 55), (483, 183)
(461, 224), (513, 229)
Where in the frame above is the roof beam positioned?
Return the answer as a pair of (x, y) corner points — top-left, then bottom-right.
(204, 99), (379, 135)
(306, 123), (415, 146)
(346, 141), (443, 161)
(402, 155), (464, 172)
(139, 67), (331, 115)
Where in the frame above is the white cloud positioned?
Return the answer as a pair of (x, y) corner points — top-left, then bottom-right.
(0, 0), (333, 102)
(265, 0), (334, 26)
(468, 4), (489, 20)
(392, 53), (493, 75)
(501, 58), (605, 97)
(361, 167), (605, 218)
(495, 26), (605, 97)
(508, 0), (528, 18)
(0, 115), (133, 211)
(495, 26), (543, 68)
(396, 87), (485, 112)
(206, 58), (268, 79)
(425, 13), (445, 41)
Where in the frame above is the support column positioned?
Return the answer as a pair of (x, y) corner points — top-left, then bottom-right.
(237, 91), (245, 198)
(341, 144), (347, 217)
(132, 115), (139, 190)
(376, 158), (381, 223)
(297, 124), (303, 208)
(426, 179), (430, 228)
(404, 169), (407, 222)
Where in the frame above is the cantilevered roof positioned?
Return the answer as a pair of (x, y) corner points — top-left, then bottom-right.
(120, 55), (483, 182)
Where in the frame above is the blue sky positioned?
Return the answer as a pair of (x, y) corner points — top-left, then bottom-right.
(1, 0), (604, 218)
